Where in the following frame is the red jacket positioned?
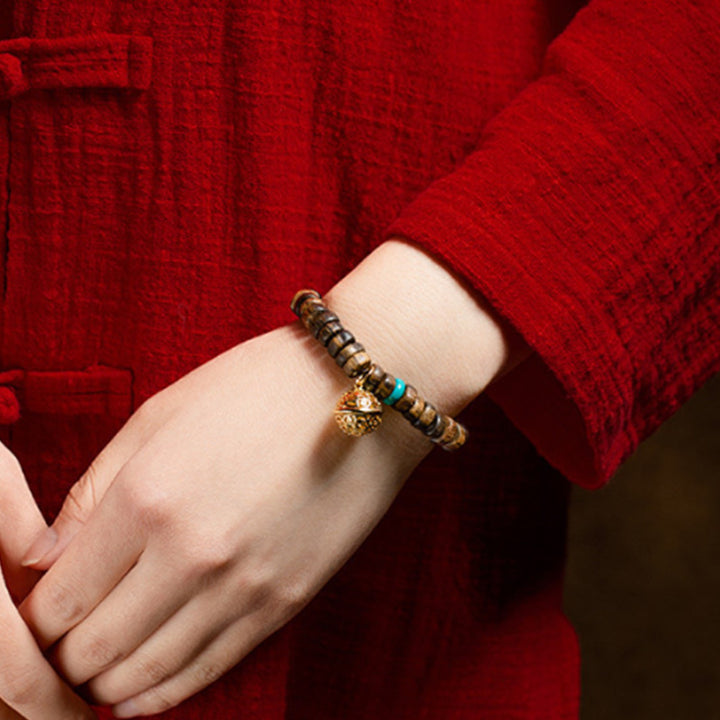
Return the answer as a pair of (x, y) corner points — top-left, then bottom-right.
(0, 0), (717, 717)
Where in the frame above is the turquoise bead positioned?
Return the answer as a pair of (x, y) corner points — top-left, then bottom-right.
(383, 377), (405, 406)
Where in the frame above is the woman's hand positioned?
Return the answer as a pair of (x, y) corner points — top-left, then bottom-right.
(18, 323), (434, 717)
(18, 240), (526, 717)
(0, 443), (95, 720)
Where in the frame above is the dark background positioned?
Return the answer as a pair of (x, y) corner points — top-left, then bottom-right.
(564, 372), (720, 719)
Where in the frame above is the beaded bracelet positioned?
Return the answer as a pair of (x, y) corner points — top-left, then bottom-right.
(291, 289), (468, 452)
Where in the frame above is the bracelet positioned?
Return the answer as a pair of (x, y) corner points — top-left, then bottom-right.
(291, 289), (468, 451)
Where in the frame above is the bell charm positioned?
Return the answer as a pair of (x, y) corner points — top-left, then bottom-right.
(334, 388), (383, 436)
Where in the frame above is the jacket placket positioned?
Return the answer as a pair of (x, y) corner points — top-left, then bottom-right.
(0, 32), (151, 426)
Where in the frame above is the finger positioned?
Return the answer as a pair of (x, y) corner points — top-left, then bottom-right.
(19, 483), (146, 649)
(52, 548), (200, 686)
(83, 579), (248, 706)
(21, 410), (149, 571)
(0, 580), (95, 719)
(110, 612), (269, 718)
(0, 444), (46, 602)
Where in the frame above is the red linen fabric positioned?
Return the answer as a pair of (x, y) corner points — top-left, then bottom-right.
(0, 0), (717, 718)
(389, 0), (720, 490)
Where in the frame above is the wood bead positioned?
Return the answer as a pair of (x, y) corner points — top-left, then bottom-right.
(317, 320), (344, 346)
(442, 423), (468, 451)
(335, 342), (365, 368)
(300, 304), (325, 331)
(299, 297), (324, 321)
(426, 413), (445, 438)
(342, 351), (372, 378)
(327, 330), (355, 358)
(290, 289), (320, 316)
(412, 402), (437, 430)
(308, 310), (339, 336)
(403, 396), (426, 422)
(374, 373), (396, 401)
(392, 384), (417, 413)
(360, 365), (385, 392)
(437, 417), (458, 446)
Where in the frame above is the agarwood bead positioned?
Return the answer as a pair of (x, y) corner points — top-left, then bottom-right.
(317, 320), (344, 346)
(308, 310), (339, 337)
(392, 384), (417, 413)
(374, 373), (397, 401)
(426, 413), (445, 438)
(299, 298), (325, 322)
(290, 289), (320, 316)
(437, 417), (458, 446)
(403, 396), (426, 422)
(442, 423), (468, 451)
(412, 402), (437, 430)
(300, 304), (325, 332)
(342, 351), (372, 378)
(327, 330), (355, 358)
(335, 342), (365, 368)
(360, 365), (385, 392)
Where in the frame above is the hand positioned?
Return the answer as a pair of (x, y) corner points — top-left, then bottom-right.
(0, 443), (95, 720)
(19, 240), (525, 717)
(17, 322), (433, 717)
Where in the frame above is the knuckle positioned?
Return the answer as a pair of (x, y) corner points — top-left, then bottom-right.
(233, 565), (311, 618)
(79, 633), (123, 671)
(274, 578), (312, 618)
(43, 580), (86, 625)
(185, 539), (236, 578)
(192, 660), (224, 688)
(136, 654), (173, 686)
(237, 567), (274, 611)
(117, 467), (175, 529)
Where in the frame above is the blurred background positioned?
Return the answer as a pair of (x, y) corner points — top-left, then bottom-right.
(564, 372), (720, 719)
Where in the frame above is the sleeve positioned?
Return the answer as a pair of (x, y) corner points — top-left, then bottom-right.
(385, 0), (720, 489)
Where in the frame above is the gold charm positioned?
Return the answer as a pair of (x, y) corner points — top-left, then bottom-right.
(334, 387), (383, 436)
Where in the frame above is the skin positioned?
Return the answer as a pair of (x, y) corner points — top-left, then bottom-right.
(8, 239), (528, 717)
(0, 444), (94, 720)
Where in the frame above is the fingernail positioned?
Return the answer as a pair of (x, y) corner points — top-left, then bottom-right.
(113, 699), (140, 718)
(20, 527), (58, 567)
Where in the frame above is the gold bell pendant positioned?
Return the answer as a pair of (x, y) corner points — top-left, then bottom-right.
(334, 382), (383, 437)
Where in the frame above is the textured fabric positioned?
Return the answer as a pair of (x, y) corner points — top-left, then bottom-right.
(389, 0), (720, 489)
(0, 0), (717, 718)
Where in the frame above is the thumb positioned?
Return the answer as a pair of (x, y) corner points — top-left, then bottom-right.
(0, 445), (46, 602)
(21, 417), (145, 571)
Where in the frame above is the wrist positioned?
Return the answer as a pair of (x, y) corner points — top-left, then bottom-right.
(324, 238), (528, 418)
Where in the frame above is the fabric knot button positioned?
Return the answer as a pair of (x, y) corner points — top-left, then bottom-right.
(0, 386), (21, 424)
(0, 53), (29, 99)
